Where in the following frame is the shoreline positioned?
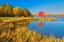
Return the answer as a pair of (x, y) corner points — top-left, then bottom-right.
(0, 17), (57, 22)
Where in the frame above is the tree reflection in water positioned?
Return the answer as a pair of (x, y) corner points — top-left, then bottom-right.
(38, 20), (45, 27)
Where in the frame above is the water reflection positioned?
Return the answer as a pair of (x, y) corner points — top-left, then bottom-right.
(38, 20), (44, 27)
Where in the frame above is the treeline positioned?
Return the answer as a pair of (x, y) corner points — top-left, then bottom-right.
(0, 3), (32, 17)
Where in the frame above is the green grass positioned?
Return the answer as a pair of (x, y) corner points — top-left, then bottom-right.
(1, 17), (21, 20)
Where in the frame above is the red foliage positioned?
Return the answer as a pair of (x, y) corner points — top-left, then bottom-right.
(38, 11), (44, 17)
(38, 21), (44, 27)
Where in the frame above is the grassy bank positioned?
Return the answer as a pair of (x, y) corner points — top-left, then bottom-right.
(0, 19), (64, 42)
(1, 17), (56, 22)
(0, 27), (64, 42)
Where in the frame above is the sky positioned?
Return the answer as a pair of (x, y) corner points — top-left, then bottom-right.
(0, 0), (64, 14)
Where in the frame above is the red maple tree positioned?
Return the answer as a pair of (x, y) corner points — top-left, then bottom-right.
(38, 11), (44, 17)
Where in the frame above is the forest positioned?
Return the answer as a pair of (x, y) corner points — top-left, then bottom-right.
(0, 3), (32, 17)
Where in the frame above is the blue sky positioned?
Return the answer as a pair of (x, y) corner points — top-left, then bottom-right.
(0, 0), (64, 14)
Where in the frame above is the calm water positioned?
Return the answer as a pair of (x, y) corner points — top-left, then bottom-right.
(27, 16), (64, 38)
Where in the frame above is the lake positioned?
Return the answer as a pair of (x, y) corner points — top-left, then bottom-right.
(27, 16), (64, 38)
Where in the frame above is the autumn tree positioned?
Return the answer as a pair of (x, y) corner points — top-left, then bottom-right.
(0, 3), (32, 17)
(23, 8), (28, 17)
(38, 11), (45, 18)
(13, 7), (23, 17)
(23, 8), (32, 17)
(0, 3), (15, 17)
(0, 6), (3, 16)
(8, 4), (15, 17)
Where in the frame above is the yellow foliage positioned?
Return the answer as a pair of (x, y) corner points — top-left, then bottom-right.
(13, 7), (22, 16)
(0, 21), (63, 42)
(0, 6), (3, 14)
